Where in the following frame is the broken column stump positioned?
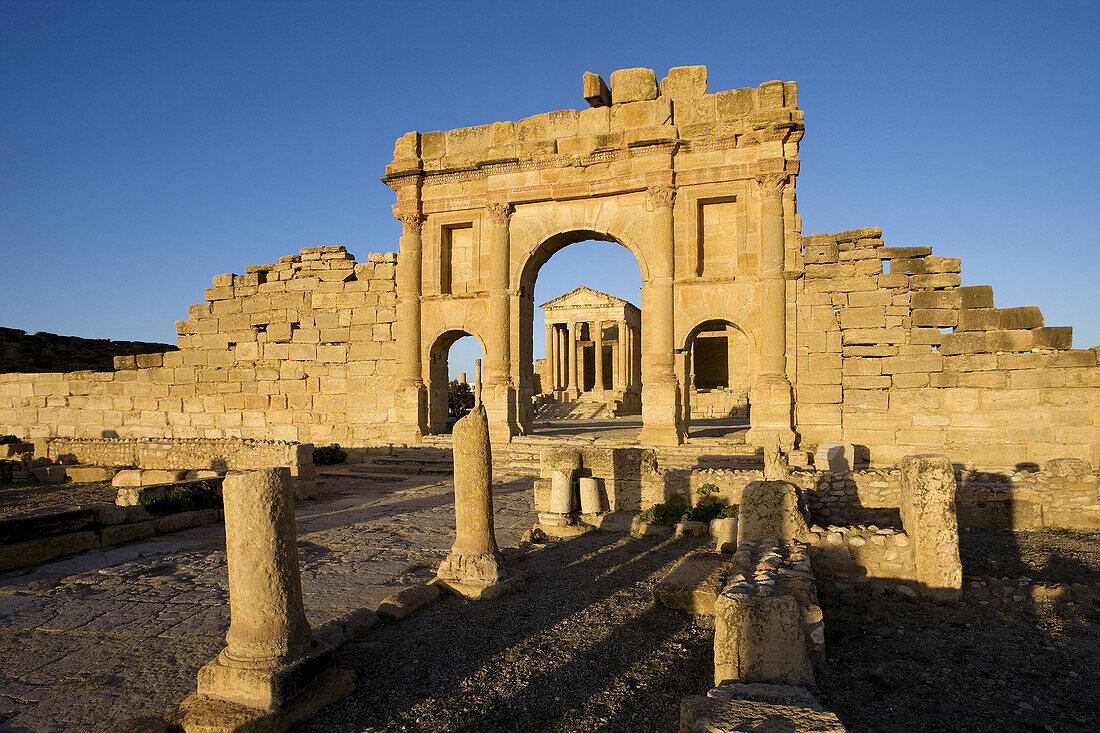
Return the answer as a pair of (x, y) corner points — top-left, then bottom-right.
(899, 454), (963, 601)
(180, 467), (353, 733)
(435, 405), (523, 599)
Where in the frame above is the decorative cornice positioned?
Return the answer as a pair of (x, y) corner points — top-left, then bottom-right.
(484, 201), (514, 227)
(647, 185), (676, 209)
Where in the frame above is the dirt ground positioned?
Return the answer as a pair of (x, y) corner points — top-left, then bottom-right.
(817, 529), (1099, 732)
(298, 529), (1098, 733)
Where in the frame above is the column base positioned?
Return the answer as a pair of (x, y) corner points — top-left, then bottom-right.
(435, 551), (525, 600)
(640, 377), (686, 446)
(392, 380), (428, 443)
(746, 374), (797, 452)
(483, 380), (517, 442)
(182, 646), (354, 732)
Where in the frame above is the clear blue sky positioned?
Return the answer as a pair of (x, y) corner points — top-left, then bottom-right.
(2, 1), (1097, 381)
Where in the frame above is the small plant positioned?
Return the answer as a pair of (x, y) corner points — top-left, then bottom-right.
(696, 482), (720, 500)
(312, 443), (347, 465)
(144, 481), (221, 516)
(638, 495), (687, 526)
(0, 435), (22, 445)
(679, 503), (740, 524)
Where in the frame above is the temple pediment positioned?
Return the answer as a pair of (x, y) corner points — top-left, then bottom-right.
(539, 286), (637, 312)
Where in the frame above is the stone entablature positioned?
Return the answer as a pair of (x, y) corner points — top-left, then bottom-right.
(538, 286), (641, 412)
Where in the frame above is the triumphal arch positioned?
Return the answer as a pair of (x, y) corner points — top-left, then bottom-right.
(385, 66), (802, 446)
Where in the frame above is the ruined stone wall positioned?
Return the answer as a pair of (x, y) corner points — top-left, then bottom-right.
(0, 327), (176, 374)
(796, 227), (1100, 468)
(0, 246), (398, 444)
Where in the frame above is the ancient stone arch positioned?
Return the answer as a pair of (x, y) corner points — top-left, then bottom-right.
(426, 328), (485, 434)
(384, 66), (803, 446)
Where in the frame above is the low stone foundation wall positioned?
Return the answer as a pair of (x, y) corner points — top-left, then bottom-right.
(806, 524), (916, 592)
(690, 458), (1098, 532)
(45, 437), (316, 498)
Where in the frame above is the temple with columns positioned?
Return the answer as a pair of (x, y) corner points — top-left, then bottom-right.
(537, 287), (641, 414)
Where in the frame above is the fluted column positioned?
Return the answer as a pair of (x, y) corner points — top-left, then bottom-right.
(484, 202), (517, 440)
(747, 172), (795, 450)
(640, 185), (685, 445)
(394, 210), (428, 441)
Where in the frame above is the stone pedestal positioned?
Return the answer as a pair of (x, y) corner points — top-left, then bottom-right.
(745, 374), (796, 452)
(182, 468), (352, 733)
(392, 380), (428, 443)
(640, 377), (685, 445)
(436, 406), (522, 599)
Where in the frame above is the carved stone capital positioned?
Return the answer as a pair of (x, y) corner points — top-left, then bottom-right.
(755, 173), (789, 199)
(647, 185), (676, 209)
(396, 211), (425, 236)
(485, 201), (514, 227)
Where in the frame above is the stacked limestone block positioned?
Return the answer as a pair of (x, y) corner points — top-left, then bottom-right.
(796, 227), (1100, 467)
(0, 246), (399, 446)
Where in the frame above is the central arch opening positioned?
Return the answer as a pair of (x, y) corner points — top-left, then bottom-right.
(519, 234), (644, 437)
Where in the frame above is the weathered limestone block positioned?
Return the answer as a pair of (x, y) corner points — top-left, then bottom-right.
(713, 540), (824, 686)
(435, 406), (520, 599)
(681, 683), (847, 733)
(183, 468), (353, 732)
(738, 481), (810, 545)
(654, 550), (736, 615)
(660, 65), (707, 99)
(582, 71), (611, 107)
(898, 454), (962, 601)
(609, 67), (657, 104)
(1044, 457), (1094, 480)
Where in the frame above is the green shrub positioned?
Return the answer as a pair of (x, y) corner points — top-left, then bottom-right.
(639, 497), (739, 526)
(0, 435), (22, 445)
(144, 481), (221, 516)
(313, 443), (347, 465)
(638, 495), (686, 525)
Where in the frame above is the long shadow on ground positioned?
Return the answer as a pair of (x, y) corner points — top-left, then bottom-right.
(298, 532), (715, 733)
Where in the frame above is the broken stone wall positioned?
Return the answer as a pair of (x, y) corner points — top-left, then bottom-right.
(796, 227), (1100, 468)
(0, 246), (398, 445)
(0, 327), (176, 374)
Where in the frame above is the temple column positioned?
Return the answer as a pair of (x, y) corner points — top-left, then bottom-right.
(616, 320), (627, 391)
(545, 323), (555, 393)
(394, 209), (428, 441)
(640, 185), (686, 445)
(594, 320), (604, 393)
(568, 321), (579, 398)
(747, 173), (796, 451)
(484, 202), (517, 441)
(550, 323), (558, 387)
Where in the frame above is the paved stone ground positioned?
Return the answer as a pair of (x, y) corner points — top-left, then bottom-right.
(0, 469), (535, 732)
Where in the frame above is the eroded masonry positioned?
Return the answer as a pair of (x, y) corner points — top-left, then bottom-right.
(0, 65), (1097, 469)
